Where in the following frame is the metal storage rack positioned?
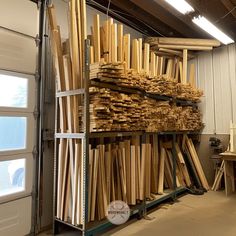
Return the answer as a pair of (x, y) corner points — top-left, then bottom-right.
(52, 38), (202, 235)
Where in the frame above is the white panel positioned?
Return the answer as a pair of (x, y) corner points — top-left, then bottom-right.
(0, 0), (38, 37)
(0, 197), (32, 236)
(0, 29), (36, 74)
(213, 46), (232, 134)
(228, 44), (236, 123)
(197, 52), (215, 134)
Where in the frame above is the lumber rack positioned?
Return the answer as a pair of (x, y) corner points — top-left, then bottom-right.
(90, 80), (199, 107)
(53, 39), (200, 235)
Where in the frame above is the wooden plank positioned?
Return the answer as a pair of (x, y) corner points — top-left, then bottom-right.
(183, 49), (188, 84)
(136, 145), (141, 200)
(131, 145), (136, 204)
(150, 51), (156, 77)
(157, 44), (213, 51)
(186, 136), (210, 190)
(72, 142), (80, 225)
(138, 38), (143, 71)
(166, 59), (173, 78)
(151, 134), (158, 193)
(103, 20), (109, 62)
(144, 43), (150, 74)
(111, 23), (117, 63)
(90, 46), (94, 64)
(157, 37), (220, 47)
(140, 143), (146, 200)
(164, 149), (174, 189)
(117, 24), (123, 62)
(90, 148), (99, 221)
(88, 147), (94, 222)
(175, 143), (191, 187)
(189, 63), (195, 87)
(224, 160), (235, 196)
(93, 14), (101, 62)
(179, 61), (183, 83)
(212, 161), (225, 191)
(58, 139), (67, 219)
(108, 18), (113, 63)
(125, 140), (131, 204)
(123, 34), (131, 70)
(175, 58), (179, 82)
(158, 147), (165, 194)
(158, 56), (163, 75)
(145, 144), (151, 198)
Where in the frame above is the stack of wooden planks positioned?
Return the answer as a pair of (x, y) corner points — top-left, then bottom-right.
(87, 87), (203, 132)
(47, 1), (87, 225)
(87, 134), (202, 222)
(90, 62), (203, 102)
(88, 87), (145, 132)
(177, 84), (203, 102)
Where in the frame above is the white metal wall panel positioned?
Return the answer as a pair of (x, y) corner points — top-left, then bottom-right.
(195, 44), (236, 134)
(212, 46), (232, 134)
(227, 44), (236, 123)
(196, 52), (215, 134)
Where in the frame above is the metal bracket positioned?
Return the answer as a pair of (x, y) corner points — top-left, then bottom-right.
(35, 34), (41, 47)
(37, 0), (42, 10)
(35, 70), (40, 82)
(43, 129), (54, 141)
(33, 108), (40, 119)
(32, 146), (38, 159)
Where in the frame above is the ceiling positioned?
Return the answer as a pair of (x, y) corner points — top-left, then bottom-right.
(88, 0), (236, 40)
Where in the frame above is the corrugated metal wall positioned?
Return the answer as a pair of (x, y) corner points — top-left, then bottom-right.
(191, 44), (236, 134)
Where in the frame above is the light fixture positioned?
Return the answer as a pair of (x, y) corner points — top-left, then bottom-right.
(164, 0), (194, 15)
(192, 16), (234, 45)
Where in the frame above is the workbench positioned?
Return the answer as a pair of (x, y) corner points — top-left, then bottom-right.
(220, 152), (236, 196)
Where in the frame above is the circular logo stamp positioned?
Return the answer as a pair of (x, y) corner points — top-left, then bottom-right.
(107, 200), (130, 225)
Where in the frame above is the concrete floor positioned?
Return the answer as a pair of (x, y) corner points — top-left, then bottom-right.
(39, 191), (236, 236)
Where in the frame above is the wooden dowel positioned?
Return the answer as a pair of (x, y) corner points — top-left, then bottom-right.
(144, 43), (150, 75)
(118, 24), (123, 62)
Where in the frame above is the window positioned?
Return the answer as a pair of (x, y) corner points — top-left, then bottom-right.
(0, 74), (28, 108)
(0, 158), (25, 197)
(0, 116), (27, 151)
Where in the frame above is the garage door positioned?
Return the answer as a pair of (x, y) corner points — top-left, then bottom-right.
(0, 1), (38, 235)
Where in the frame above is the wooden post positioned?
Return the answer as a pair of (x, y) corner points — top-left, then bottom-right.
(123, 34), (131, 70)
(111, 23), (117, 63)
(144, 43), (150, 75)
(93, 14), (100, 62)
(118, 24), (123, 62)
(183, 49), (188, 84)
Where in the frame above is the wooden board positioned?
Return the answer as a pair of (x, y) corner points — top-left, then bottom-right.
(158, 147), (165, 194)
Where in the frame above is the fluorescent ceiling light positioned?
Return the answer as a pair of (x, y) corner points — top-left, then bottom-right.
(192, 16), (234, 45)
(164, 0), (194, 14)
